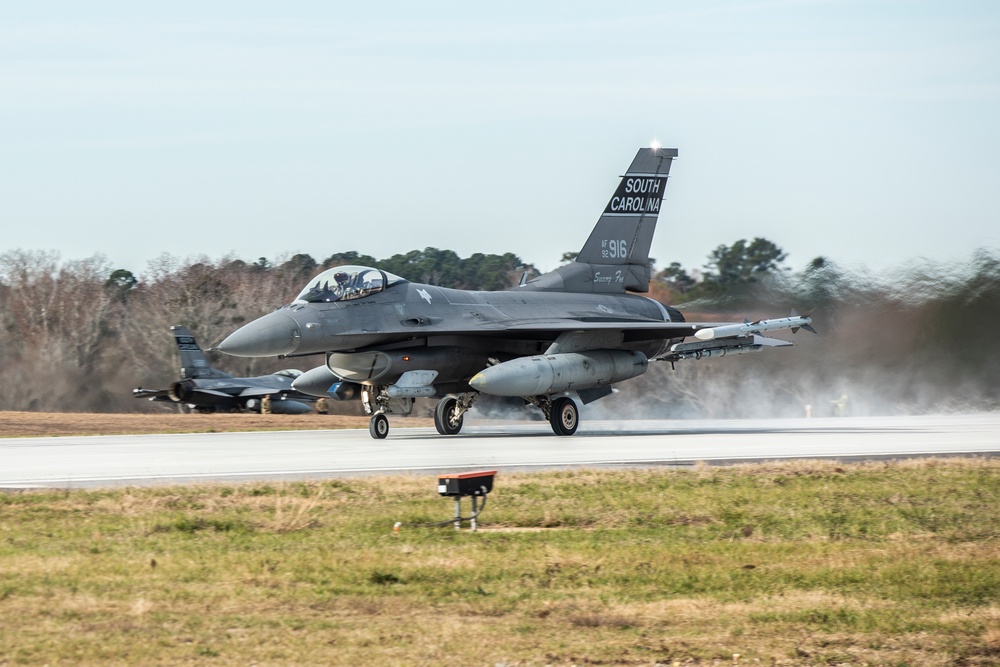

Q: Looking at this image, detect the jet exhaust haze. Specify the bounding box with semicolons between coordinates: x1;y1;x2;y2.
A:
586;252;1000;422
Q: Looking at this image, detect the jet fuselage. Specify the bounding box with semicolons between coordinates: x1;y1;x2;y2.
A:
219;280;688;394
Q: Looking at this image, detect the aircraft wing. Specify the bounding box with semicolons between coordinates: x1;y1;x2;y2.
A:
191;388;236;398
496;318;760;342
498;315;813;358
500;314;814;341
374;317;755;345
499;319;718;340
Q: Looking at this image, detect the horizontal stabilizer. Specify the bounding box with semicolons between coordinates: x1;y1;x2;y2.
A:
191;388;235;398
237;387;280;398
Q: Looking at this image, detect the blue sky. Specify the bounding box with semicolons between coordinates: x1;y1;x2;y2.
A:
2;1;998;279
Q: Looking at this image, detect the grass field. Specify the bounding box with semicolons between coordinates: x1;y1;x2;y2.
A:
1;458;998;665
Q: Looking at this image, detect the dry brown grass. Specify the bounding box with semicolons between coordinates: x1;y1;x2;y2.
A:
0;410;432;437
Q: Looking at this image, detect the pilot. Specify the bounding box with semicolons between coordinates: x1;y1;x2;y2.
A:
334;271;352;298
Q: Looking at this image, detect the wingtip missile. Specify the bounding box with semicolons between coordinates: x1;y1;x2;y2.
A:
789;309;817;334
692;312;815;341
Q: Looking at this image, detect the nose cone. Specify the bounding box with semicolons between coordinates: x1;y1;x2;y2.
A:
469;371;488;393
217;311;301;357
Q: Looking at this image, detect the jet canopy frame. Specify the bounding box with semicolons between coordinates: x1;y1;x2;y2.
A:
294;265;405;304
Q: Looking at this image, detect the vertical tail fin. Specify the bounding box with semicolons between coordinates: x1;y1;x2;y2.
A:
523;146;677;293
171;325;231;379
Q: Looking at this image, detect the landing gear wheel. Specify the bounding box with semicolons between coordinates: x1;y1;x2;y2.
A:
369;413;389;439
550;397;579;436
434;397;464;436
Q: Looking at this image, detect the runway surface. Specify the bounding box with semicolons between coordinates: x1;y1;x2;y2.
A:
1;413;997;488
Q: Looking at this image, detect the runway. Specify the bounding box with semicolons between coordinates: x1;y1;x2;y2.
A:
1;413;997;488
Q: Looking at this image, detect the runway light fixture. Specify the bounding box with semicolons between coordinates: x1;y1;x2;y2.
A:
393;470;496;533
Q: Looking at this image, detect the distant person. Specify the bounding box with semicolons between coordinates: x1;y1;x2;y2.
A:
261;394;272;415
831;393;848;417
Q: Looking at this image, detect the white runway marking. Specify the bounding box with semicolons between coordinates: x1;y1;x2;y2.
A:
1;414;997;488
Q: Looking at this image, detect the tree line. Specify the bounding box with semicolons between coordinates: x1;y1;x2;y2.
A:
1;241;998;417
0;248;532;413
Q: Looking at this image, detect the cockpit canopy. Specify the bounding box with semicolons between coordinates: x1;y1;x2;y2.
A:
294;265;405;304
273;369;303;378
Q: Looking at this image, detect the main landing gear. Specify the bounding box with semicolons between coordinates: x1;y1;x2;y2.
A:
549;396;579;436
364;388;481;440
431;392;581;437
434;393;479;436
524;394;579;436
364;387;581;438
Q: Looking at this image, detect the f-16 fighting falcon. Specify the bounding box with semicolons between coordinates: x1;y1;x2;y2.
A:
217;146;815;438
133;325;316;414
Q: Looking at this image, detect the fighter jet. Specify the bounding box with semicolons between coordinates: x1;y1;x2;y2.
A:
217;146;815;437
132;325;316;414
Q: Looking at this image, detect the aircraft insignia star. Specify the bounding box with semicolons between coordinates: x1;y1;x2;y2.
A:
417;288;432;304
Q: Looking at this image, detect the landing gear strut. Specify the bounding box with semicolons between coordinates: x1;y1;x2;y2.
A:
362;386;414;439
434;393;478;436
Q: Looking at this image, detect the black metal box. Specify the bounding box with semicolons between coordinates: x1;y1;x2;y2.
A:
437;470;496;497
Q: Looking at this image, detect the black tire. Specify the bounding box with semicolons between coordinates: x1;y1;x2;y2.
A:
369;413;389;439
434;397;464;435
550;397;579;436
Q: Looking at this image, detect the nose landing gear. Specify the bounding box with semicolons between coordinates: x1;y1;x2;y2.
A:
369;412;390;439
362;386;414;439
